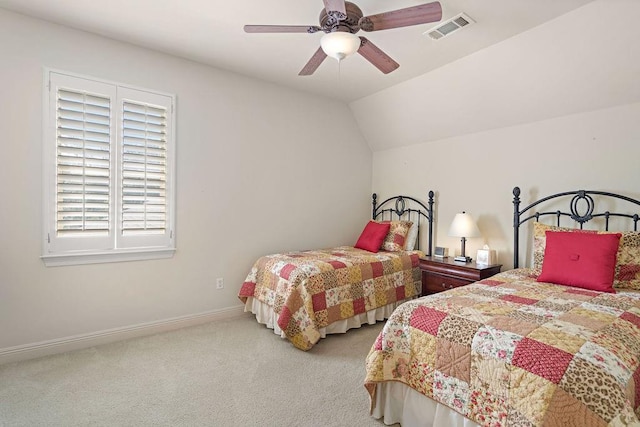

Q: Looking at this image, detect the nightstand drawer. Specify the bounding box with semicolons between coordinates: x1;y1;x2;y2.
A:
419;256;502;296
423;272;470;293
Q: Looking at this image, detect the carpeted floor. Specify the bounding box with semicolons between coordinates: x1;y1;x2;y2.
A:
0;314;396;426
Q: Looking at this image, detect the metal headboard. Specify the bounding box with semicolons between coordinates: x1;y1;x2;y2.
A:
372;191;435;255
512;186;640;268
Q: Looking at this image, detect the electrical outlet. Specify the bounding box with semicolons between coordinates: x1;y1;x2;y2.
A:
216;277;224;289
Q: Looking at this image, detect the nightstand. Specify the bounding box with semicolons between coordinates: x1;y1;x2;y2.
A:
419;256;502;295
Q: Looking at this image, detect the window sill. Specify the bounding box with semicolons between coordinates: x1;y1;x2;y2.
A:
41;247;176;267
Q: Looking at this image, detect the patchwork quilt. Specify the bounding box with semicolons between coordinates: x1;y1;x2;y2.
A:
365;269;640;426
238;246;422;351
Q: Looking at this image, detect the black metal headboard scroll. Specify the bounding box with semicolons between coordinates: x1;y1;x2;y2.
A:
512;186;640;268
372;191;435;256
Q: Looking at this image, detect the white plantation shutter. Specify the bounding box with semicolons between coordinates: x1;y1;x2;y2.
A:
46;73;116;254
121;102;167;234
56;89;111;236
43;71;175;265
117;88;173;249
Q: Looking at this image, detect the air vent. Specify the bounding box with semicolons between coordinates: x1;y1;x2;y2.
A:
425;13;474;40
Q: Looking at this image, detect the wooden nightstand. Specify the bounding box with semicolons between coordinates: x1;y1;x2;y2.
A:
419;256;502;295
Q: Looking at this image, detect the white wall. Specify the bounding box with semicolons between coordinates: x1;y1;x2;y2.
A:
351;0;640;152
367;0;640;271
4;0;640;360
372;101;640;270
0;9;372;353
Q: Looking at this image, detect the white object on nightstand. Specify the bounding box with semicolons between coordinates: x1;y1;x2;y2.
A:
476;245;496;266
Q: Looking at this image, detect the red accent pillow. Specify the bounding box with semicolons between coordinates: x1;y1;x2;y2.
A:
537;231;622;293
355;221;391;253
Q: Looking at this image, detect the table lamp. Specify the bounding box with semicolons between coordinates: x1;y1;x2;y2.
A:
448;212;481;263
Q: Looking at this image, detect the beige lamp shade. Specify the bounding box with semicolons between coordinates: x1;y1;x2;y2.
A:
448;212;481;238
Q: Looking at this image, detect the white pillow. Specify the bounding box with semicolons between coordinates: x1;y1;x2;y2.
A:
403;221;419;251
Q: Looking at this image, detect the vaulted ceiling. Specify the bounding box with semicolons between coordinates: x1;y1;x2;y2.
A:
3;0;639;151
0;0;595;102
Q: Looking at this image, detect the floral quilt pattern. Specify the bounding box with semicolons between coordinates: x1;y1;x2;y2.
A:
365;269;640;426
238;246;422;350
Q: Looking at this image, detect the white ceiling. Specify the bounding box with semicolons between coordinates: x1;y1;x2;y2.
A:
0;0;596;103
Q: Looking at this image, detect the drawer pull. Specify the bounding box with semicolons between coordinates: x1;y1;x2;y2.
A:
441;283;446;288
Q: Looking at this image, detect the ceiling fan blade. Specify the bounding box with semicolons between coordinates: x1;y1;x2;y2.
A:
357;37;399;74
244;25;321;34
359;1;442;32
323;0;346;15
299;47;328;76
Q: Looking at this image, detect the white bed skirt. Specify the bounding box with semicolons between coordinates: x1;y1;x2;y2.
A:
243;296;402;339
245;297;477;426
372;382;479;427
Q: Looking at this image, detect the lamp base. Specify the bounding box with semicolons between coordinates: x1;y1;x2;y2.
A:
454;256;472;263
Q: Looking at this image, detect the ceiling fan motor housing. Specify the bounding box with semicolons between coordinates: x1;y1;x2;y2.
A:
319;1;363;33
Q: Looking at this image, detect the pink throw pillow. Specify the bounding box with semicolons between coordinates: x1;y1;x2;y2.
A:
355;221;391;253
537;231;621;293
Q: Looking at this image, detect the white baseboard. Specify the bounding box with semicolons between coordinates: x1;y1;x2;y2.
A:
0;305;246;365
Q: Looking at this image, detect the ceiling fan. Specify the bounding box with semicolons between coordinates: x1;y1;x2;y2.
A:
244;0;442;76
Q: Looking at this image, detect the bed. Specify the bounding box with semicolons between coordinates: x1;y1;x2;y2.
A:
238;192;435;351
365;187;640;426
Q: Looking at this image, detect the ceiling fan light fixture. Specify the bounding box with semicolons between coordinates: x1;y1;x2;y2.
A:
320;31;360;61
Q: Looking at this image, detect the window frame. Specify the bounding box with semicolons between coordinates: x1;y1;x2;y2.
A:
42;69;176;267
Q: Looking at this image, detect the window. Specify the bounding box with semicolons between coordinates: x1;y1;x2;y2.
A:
42;70;176;266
